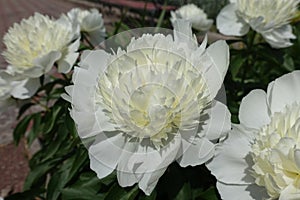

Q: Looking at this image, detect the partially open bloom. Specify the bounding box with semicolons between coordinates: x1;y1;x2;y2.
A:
207;71;300;199
217;0;299;48
64;20;230;195
170;4;213;31
2;13;80;79
67;8;106;46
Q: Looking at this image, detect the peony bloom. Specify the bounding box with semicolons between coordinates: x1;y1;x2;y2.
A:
170;4;213;31
207;71;300;199
2;13;80;78
64;20;230;195
217;0;299;48
67;8;106;47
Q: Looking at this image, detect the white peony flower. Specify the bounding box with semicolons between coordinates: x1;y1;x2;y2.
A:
64;20;230;195
67;8;106;47
207;70;300;200
170;4;213;31
2;13;80;78
217;0;299;48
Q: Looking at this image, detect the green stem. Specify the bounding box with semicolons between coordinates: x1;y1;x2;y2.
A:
82;32;95;49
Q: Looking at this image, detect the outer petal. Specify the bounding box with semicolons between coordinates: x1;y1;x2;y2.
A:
128;134;181;174
206;125;255;184
177;137;215;167
262;25;296;48
88;29;106;47
217;182;269;200
202;40;229;99
216;3;249;36
267;71;300;114
89;133;125;179
239;89;271;129
117;141;141;187
126;135;181;194
10;78;40;99
173;19;198;50
203;100;231;141
57;38;80;73
138;168;167;195
28;51;61;78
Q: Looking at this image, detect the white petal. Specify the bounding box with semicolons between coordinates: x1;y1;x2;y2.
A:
78;49;110;75
216;3;249;36
177;137;215;167
128;134;181;174
32;51;62;77
10;78;40;99
204;100;231;141
173;19;198;49
138;168;167;195
117;142;140;187
267;71;300;114
89;133;125;179
239;89;271;129
88;29;106;47
217;181;269;200
57;38;80;73
206;125;255;184
262;25;295;48
202;40;229;99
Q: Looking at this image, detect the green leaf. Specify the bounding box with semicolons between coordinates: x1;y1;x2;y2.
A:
101;172;117;186
174;183;192;200
67;148;89;183
120;186;139;200
139;190;157;200
61;172;103;200
47;170;70;200
230;54;246;79
104;183;127;200
104;184;138;200
65;113;77;137
283;54;295;71
43;105;62;134
196;187;219;200
61;188;104;200
17;102;35;119
24;158;60;190
5;188;45;200
13;115;33;145
27;113;42;146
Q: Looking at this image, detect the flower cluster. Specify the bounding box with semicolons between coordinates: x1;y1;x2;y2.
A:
1;1;300;199
0;9;105;102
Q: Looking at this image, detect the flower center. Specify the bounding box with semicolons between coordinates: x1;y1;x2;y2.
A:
96;43;210;148
236;0;298;31
251;102;300;199
128;84;181;140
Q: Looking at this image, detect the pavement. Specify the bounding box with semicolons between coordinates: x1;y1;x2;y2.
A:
0;0;117;197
